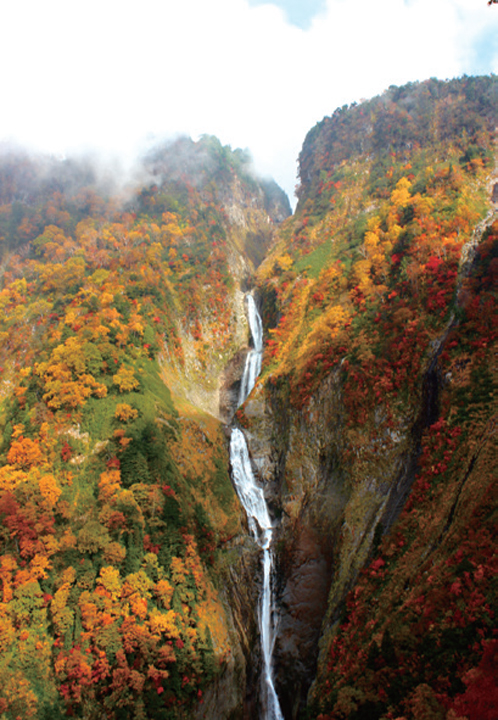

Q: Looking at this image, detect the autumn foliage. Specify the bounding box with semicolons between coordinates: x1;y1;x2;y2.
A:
0;77;497;719
0;136;275;718
255;76;497;719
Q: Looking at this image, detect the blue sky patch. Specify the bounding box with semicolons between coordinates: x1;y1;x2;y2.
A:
468;25;498;75
248;0;327;30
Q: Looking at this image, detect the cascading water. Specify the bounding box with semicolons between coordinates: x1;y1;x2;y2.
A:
238;293;263;406
230;293;284;720
230;430;283;720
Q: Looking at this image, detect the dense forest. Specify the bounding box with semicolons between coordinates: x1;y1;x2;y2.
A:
0;76;497;720
0;135;289;719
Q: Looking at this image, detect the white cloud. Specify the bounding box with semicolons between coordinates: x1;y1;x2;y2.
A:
1;0;497;205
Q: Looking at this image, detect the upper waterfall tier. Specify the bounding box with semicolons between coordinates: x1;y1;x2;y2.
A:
238;294;263;406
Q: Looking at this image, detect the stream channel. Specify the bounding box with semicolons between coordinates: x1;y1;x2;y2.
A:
229;293;284;720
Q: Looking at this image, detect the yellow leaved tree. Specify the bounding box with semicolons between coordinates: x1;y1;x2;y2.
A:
35;336;107;410
113;365;140;393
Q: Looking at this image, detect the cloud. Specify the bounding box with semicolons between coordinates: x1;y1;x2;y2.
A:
1;0;497;205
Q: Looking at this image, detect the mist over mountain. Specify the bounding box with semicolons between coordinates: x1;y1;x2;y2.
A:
0;75;496;720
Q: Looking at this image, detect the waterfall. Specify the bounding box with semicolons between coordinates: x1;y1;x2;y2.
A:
230;293;284;720
238;294;263;406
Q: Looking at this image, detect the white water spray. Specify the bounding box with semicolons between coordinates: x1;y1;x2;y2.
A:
238;293;264;406
230;294;284;720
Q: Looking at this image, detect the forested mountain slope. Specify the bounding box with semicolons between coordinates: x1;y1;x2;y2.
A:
0;136;289;719
246;75;498;719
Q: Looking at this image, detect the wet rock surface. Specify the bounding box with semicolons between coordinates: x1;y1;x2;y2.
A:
219;348;248;423
274;526;335;719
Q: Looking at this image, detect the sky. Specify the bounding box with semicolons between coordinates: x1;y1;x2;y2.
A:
1;0;497;206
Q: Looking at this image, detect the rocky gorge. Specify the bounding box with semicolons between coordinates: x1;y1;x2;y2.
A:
0;78;496;720
216;76;498;719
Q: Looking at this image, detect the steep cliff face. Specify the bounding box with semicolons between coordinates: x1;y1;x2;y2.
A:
141;135;291;421
246;208;497;717
243;373;349;715
247;76;498;718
